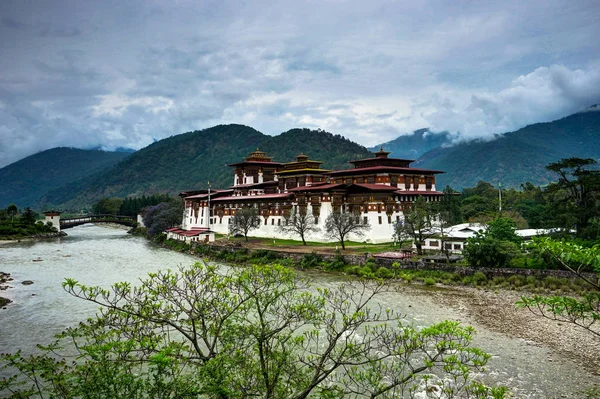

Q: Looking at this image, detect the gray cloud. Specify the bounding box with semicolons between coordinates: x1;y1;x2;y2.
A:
1;0;600;167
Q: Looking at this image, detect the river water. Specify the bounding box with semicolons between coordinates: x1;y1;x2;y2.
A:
0;225;597;397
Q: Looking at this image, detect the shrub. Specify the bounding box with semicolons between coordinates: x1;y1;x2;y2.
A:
364;258;378;271
300;251;323;269
472;272;488;286
325;252;347;271
491;276;507;287
357;266;376;278
542;276;562;291
507;275;526;288
252;249;281;263
375;267;393;279
424;278;436;286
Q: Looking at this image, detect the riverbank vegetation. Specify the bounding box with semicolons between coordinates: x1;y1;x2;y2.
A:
0;204;57;240
0;263;507;398
156;237;596;297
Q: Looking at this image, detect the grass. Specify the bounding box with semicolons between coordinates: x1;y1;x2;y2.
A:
217;235;407;254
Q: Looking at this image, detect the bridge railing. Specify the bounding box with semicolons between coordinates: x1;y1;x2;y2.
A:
61;214;135;223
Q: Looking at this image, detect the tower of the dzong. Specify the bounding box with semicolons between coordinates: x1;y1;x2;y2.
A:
276;153;331;192
227;149;282;187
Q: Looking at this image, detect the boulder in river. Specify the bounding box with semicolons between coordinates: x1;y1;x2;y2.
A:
22;280;34;285
0;296;12;307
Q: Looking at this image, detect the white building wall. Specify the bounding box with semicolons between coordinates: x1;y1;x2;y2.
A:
44;215;61;232
184;201;405;244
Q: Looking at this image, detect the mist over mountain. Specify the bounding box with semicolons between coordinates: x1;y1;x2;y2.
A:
370;129;453;160
3;107;599;210
414;108;600;189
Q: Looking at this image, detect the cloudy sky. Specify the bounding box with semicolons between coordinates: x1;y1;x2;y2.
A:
1;0;600;167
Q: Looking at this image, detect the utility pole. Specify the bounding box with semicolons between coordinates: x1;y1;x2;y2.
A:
207;181;211;229
498;182;502;216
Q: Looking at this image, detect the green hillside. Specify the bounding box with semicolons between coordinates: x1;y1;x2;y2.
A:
261;128;372;169
43;125;372;210
370;128;452;160
415;110;600;189
0;148;130;208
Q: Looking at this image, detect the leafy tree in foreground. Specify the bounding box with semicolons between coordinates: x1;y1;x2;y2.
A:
229;207;261;241
517;238;600;337
324;212;370;250
278;210;320;245
0;263;506;398
393;197;437;255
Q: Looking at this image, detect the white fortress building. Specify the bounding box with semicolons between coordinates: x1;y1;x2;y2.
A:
178;149;444;243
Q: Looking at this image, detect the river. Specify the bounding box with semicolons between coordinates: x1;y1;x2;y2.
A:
0;225;597;397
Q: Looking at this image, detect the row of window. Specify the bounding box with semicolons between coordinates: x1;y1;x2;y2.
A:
428;241;463;250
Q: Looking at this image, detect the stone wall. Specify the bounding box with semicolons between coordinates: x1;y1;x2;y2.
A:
374;257;595;280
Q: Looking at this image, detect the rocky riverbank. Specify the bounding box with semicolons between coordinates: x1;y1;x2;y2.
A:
0;231;67;244
416;285;600;377
0;272;13;308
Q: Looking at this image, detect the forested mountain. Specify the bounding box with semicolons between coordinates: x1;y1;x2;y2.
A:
0;148;130;208
6;108;598;210
42;125;372;210
415;109;600;189
370;128;452;160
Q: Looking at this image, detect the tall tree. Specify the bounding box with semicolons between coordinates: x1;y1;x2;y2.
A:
21;207;38;225
229;207;261;242
93;197;124;215
324;212;370;250
143;199;183;237
393;197;436;255
1;264;504;398
278;210;320;245
463;218;522;268
6;204;17;222
435;187;462;261
545;157;600;239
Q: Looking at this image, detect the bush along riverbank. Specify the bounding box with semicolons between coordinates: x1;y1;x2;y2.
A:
156;238;595;296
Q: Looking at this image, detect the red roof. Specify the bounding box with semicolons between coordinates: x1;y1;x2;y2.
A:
185;189;233;199
167;228;213;237
287;183;346;192
327;166;444;176
373;251;413;259
349;156;415;164
348;183;398;192
227;160;284;167
211;193;293;202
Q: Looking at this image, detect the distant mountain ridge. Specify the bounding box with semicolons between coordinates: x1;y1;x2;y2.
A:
40;125;373;210
3;108;600;210
370;128;452;160
0;148;130;208
414;110;600;189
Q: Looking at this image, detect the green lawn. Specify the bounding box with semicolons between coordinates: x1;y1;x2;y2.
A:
215;235;409;254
